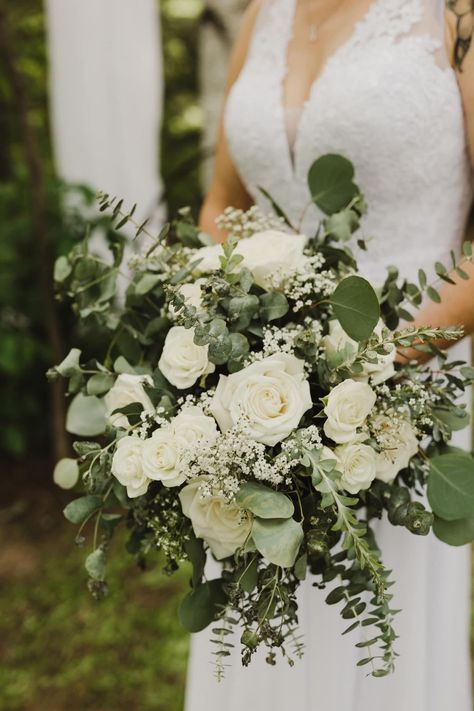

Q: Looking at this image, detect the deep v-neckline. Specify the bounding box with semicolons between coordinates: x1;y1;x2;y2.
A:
281;0;383;176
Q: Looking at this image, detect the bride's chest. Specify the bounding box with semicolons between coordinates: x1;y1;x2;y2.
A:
225;35;465;188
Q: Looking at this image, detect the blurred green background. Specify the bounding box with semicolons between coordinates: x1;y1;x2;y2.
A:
0;1;201;709
0;1;472;710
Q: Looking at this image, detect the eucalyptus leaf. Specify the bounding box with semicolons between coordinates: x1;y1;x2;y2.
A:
135;273;162;295
184;537;206;589
229;333;250;362
227;294;259;328
238;557;259;593
63;495;102;524
113;356;136;374
427;453;474;521
236;482;294;519
178;579;227;633
66;394;106;437
55;348;82;377
330;276;380;341
53;458;79;490
252;517;303;568
85;548;107;581
259;292;289;322
324;208;359;242
294;553;307;581
433;408;470;432
308;154;359;215
54;255;72;283
86;373;115;396
433;515;474;546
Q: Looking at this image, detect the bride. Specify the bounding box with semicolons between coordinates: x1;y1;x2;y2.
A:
186;1;474;709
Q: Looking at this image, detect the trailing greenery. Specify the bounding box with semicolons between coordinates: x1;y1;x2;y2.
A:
50;153;474;679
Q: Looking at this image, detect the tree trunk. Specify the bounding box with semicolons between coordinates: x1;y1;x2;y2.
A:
199;0;249;189
0;3;69;461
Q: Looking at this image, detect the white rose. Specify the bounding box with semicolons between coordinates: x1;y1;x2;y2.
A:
362;322;396;386
334;442;377;494
111;436;150;498
158;326;215;389
104;373;155;429
195;230;309;289
142;406;219;488
170;279;206;317
194;243;222;273
141;427;187;488
322;320;358;366
179;476;252;559
210;353;312;446
323;379;376;444
372;414;419;483
171;405;219;444
235;230;309;289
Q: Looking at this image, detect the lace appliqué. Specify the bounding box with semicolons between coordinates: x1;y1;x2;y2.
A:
224;0;473;285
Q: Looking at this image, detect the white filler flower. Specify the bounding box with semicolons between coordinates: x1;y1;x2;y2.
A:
158;326;215;389
210;353;312;446
195;230;309;289
372;414;419;483
111;435;150;498
179;476;252;559
104;373;155;429
324;379;376;444
142;406;218;488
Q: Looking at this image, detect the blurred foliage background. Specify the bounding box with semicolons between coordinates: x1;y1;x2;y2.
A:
0;1;472;710
0;1;204;709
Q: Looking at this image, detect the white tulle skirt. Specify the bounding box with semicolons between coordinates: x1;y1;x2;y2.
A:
185;340;472;711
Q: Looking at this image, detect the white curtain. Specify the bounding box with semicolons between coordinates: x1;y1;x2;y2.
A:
45;0;164;228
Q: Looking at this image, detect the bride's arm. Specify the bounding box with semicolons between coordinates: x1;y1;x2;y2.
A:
398;11;474;362
199;1;265;242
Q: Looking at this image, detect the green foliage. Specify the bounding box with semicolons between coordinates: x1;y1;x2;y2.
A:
428;453;474;522
308;154;360;215
63;495;103;525
251;517;304;568
433;515;474;546
236;482;294;519
53;457;79;489
179;579;227;633
329;275;380;342
65;393;107;437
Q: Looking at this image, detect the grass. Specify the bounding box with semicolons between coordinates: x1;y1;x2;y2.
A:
0;465;190;711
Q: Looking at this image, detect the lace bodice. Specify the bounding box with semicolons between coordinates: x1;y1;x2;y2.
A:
224;0;473;283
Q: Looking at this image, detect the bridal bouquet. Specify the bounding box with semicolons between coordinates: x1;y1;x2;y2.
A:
50;155;474;678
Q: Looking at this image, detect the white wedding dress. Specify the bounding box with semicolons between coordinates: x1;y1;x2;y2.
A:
185;1;473;709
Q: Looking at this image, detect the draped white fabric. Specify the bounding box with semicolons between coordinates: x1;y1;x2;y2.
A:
186;0;473;709
45;0;163;226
